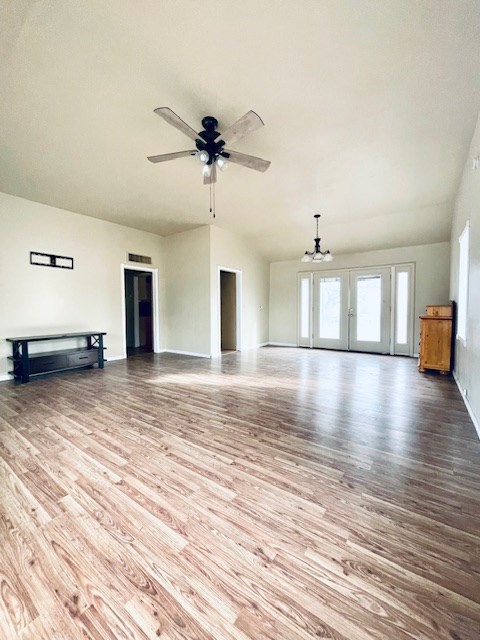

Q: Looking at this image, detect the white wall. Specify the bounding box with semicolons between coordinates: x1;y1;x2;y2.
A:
450;111;480;432
0;192;165;379
269;242;451;347
210;226;269;356
163;225;211;357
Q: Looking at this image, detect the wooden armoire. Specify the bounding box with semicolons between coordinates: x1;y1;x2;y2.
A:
418;303;454;374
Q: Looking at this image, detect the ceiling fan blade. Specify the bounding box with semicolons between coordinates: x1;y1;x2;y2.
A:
153;107;199;142
147;150;196;163
203;164;217;185
220;110;264;145
224;149;271;172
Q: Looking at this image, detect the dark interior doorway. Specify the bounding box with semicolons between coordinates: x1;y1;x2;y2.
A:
220;270;237;352
124;270;153;357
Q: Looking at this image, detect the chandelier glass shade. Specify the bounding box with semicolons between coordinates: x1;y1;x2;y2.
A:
301;214;333;263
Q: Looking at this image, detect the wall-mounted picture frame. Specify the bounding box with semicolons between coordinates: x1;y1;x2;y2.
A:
30;251;74;269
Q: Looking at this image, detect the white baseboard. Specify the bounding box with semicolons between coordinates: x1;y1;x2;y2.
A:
241;342;269;351
164;349;212;359
110;351;166;361
268;342;297;347
453;370;480;440
209;343;269;358
0;373;12;382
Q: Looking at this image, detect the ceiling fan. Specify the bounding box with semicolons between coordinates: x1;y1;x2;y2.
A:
147;108;271;184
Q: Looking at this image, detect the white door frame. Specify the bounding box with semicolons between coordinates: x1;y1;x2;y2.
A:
217;266;242;355
121;264;160;359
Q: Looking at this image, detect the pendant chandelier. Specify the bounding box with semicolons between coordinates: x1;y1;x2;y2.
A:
301;214;333;263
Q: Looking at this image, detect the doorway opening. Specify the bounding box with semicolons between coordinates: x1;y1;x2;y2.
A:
124;269;153;357
220;270;237;352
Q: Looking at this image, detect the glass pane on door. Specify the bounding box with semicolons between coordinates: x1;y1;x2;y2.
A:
300;278;310;339
313;271;349;350
349;268;391;354
394;265;413;355
319;277;341;339
298;273;312;347
395;271;409;345
356;275;382;342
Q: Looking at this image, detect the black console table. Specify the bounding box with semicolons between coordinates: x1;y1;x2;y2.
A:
6;332;106;383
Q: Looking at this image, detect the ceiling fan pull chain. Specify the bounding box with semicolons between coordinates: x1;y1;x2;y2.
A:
209;181;216;219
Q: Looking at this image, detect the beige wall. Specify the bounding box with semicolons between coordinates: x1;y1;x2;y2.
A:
0;192;165;379
1;188;462;400
269;242;451;347
0;198;269;370
163;225;211;356
162;225;269;357
450;111;480;432
210;226;269;356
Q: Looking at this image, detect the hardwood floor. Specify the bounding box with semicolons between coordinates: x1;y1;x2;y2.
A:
0;347;479;639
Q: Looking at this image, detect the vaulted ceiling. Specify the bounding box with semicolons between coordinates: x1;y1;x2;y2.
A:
1;1;480;261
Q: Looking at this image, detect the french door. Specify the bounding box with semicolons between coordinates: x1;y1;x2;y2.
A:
348;268;391;353
299;265;413;355
312;271;349;350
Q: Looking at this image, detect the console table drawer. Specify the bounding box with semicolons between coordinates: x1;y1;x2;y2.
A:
68;351;98;367
30;354;68;373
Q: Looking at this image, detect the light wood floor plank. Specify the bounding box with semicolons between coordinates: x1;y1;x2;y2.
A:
1;347;480;638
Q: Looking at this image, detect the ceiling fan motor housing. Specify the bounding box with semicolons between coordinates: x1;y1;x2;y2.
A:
195;116;229;165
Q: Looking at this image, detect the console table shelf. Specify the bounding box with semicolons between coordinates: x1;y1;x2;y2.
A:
6;332;106;383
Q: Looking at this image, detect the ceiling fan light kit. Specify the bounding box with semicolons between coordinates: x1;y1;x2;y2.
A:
301;214;333;263
196;150;209;164
216;156;228;171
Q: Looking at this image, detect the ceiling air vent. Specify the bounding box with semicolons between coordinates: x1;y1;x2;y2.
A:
128;253;152;265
